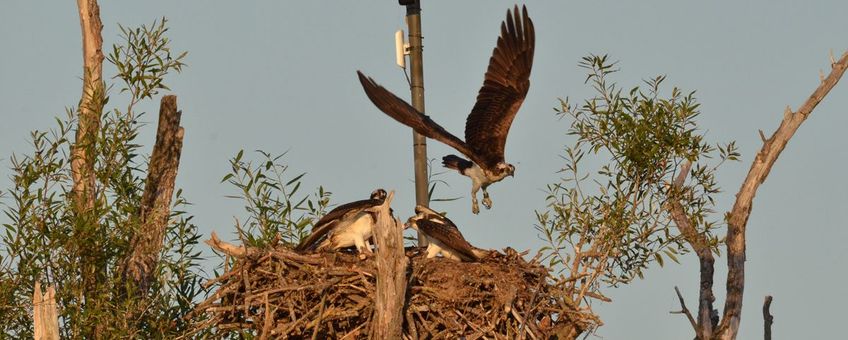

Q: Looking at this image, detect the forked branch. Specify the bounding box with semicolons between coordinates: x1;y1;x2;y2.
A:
667;51;847;340
715;51;848;340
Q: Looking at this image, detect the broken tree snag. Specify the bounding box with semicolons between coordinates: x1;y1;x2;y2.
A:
370;191;408;340
72;0;104;212
763;296;773;340
716;52;848;340
122;95;185;293
33;283;59;340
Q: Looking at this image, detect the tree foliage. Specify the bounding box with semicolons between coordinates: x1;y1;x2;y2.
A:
221;150;333;250
536;55;740;317
0;19;206;338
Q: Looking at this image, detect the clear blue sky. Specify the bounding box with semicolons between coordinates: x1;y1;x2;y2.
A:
2;1;846;338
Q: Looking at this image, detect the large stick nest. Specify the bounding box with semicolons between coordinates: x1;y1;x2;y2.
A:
190;241;597;339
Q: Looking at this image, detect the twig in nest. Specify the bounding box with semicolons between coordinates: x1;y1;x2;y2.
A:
206;231;253;257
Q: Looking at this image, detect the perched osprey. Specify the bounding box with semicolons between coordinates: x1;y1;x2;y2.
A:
357;5;534;214
295;189;387;255
405;205;488;262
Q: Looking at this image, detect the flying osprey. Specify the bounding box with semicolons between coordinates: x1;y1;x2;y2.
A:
357;5;534;214
405;205;489;262
295;189;387;255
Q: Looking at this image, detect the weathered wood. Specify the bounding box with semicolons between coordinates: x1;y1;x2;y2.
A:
122;95;185;293
33;283;59;340
666;53;848;340
72;3;105;336
763;296;773;340
715;52;848;340
72;0;104;213
370;191;408;339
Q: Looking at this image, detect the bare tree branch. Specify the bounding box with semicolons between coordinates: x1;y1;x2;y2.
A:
670;286;698;333
715;52;848;340
763;296;773;340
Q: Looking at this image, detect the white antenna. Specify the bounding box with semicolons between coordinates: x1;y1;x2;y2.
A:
395;29;409;68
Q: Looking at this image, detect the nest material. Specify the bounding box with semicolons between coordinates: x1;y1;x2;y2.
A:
191;245;596;339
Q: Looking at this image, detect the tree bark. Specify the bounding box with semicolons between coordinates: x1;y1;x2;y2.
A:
714;52;848;340
121;95;185;294
370;191;408;339
72;0;104;213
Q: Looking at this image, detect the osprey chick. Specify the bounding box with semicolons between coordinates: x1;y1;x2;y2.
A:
296;189;387;255
357;6;535;214
405;205;489;262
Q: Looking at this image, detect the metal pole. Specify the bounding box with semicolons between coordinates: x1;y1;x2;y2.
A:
404;0;429;246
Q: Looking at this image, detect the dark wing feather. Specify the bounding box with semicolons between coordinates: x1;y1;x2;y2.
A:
357;71;488;167
295;198;381;251
417;219;478;262
464;5;535;169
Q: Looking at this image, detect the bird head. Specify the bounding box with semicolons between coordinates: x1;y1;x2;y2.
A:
404;216;418;231
496;162;515;177
370;188;387;200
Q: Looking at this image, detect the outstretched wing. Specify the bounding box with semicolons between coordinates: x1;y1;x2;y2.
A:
417;219;478;262
295;198;380;251
357;71;488;167
464;5;535;169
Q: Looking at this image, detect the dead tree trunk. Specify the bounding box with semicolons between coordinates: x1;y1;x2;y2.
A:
370;191;408;339
669;51;848;340
72;0;103;213
121;95;185;294
72;2;106;333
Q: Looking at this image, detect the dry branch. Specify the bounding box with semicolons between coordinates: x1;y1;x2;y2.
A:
763;296;773;340
715;52;848;340
668;52;847;340
670;286;698;333
206;231;254;257
122;95;185;293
